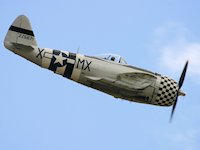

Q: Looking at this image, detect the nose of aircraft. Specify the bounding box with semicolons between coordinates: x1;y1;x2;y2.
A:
152;76;179;106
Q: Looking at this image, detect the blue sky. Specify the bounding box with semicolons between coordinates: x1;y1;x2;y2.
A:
1;0;200;150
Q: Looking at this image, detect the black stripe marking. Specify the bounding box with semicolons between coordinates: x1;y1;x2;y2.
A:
63;53;76;78
68;52;76;59
9;25;34;36
53;50;60;55
63;63;74;78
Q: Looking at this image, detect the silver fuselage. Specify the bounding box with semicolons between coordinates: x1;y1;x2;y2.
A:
4;43;178;106
4;15;180;107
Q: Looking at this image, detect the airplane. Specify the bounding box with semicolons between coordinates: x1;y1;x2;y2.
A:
4;15;188;122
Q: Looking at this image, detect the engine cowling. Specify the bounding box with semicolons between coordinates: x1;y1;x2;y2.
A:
152;76;179;106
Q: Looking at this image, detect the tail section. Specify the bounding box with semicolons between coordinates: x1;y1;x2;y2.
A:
4;15;37;51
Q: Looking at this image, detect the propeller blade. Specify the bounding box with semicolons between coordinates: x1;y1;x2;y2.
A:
169;60;189;123
169;95;178;122
178;60;189;88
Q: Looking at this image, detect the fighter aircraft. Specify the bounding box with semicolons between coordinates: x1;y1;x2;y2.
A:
4;15;188;122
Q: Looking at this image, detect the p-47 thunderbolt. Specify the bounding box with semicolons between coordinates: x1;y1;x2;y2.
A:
4;15;188;121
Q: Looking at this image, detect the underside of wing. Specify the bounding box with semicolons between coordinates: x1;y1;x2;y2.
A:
84;72;156;91
117;72;157;90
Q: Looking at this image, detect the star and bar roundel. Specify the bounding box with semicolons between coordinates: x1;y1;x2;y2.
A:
47;50;76;79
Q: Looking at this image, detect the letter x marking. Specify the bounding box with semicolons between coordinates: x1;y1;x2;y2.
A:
36;48;44;59
84;60;92;71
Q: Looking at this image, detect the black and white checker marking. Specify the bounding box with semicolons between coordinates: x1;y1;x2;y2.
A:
154;76;178;106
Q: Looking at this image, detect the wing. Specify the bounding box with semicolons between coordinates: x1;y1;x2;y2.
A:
117;72;156;89
85;72;156;91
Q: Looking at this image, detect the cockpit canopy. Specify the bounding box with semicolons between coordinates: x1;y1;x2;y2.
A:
95;53;127;64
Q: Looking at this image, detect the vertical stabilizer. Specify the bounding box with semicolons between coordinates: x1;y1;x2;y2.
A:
4;15;37;51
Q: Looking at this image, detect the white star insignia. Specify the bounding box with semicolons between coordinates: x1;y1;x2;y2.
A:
54;53;67;66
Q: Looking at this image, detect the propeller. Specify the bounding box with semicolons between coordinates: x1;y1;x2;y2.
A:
170;60;189;123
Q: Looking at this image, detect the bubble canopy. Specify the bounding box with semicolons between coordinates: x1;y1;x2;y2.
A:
94;53;127;64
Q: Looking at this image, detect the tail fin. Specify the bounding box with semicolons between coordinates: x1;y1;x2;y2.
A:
4;15;37;51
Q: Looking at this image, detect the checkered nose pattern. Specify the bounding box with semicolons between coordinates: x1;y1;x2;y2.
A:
154;76;179;106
